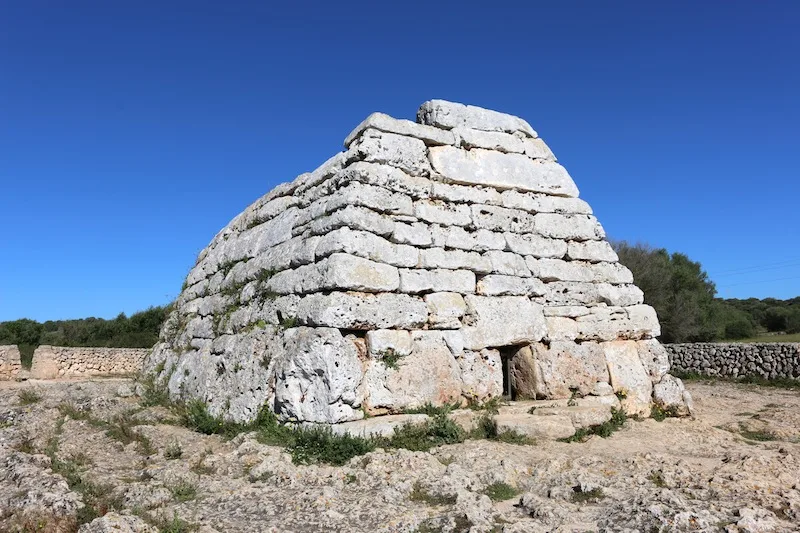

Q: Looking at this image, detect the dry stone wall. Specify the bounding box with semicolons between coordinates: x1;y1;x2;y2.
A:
29;346;149;379
667;343;800;380
144;99;692;424
0;345;21;380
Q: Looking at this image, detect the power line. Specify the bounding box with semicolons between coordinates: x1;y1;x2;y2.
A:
712;260;800;278
710;257;800;276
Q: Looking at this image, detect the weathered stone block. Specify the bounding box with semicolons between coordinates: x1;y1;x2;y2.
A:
425;292;467;328
345;112;456;147
349;129;432;176
461;296;546;350
602;340;653;417
399;269;476;294
296;292;428;330
418;99;537;137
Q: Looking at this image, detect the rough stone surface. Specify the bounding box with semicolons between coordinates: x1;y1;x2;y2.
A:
29;346;148;379
667;342;800;381
0;345;22;380
143;99;690;425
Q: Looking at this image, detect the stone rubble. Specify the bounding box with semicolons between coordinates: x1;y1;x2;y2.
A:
144;99;691;425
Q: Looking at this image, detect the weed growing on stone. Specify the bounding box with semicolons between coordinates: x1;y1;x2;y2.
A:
18;389;42;405
164;440;183;460
468;413;535;445
403;401;462;417
378;348;402;370
279;316;298;329
482;482;520;502
169;479;198;502
467;396;505;414
571;486;604;503
650;404;681;422
384;414;465;452
13;433;36;454
291;426;376;466
560;408;627;443
409;482;457;506
649;471;667;488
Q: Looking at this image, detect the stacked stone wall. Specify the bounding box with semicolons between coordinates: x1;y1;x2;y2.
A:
29;345;149;379
145;100;691;424
0;345;22;380
666;343;800;380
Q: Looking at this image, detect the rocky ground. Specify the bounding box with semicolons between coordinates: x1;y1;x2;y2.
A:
1;378;799;533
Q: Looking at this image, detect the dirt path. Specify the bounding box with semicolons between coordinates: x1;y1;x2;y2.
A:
1;378;799;532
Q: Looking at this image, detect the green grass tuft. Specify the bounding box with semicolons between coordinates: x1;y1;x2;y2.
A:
18;389;42;405
482;482;520;501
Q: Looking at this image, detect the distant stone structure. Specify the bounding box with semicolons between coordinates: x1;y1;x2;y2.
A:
29;346;149;379
0;345;22;380
667;343;800;380
144;100;692;424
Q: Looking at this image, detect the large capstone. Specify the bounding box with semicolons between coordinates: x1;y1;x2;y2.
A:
144;99;692;424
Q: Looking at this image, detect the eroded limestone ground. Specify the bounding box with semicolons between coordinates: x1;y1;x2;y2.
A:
1;378;799;533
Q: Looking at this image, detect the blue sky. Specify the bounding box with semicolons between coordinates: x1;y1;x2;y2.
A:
1;1;798;322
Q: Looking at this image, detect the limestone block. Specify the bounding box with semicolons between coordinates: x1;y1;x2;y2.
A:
493;413;575;440
349;129;432;176
567;241;619;263
471;204;536;233
522;137;556;160
527;258;594;282
626;305;661;338
0;345;22;381
458;349;503;401
534;213;604;241
344;112;456;147
533;405;612;429
509;345;539;400
461;295;547;350
399;268;476;294
500;190;592;215
296;292;428;329
418;99;537;137
79;512;157;533
574;306;630;341
484;250;531;277
530;341;609;398
274;327;364;423
453;127;525;153
325;181;415;217
425;292;467;328
328;414;431;438
428;146;579;197
602;340;653;417
265;254;399;294
339;162;433;199
446;228;504;253
541;281;600;306
243;195;300;231
592;262;634;284
636;339;670;384
597;283;645;306
430;182;502;205
505;234;567;259
477;275;545;297
363;331;462;412
543;306;591;317
392;221;433;247
419;247;492;273
299;205;394;237
414;199;472;226
545;316;578;341
316;227;419;268
652;375;691;416
366;329;414;357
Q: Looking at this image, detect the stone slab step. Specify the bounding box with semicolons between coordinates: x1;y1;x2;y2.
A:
326;414;430;438
493;413;575;440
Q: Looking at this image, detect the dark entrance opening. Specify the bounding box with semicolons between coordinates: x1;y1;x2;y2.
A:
497;345;525;401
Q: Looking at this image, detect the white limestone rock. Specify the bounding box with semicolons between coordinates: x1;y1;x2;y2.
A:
414;199;472;226
534;213;604;241
602;340;653;417
530;341;609;399
363;331;462;412
545;316;578;341
458;349;503;401
296;292;428;330
418;99;537;137
522;137;557;160
484;250;531;277
652;374;693;416
505;233;567;259
366;329;414;357
349;129;432;176
428;146;579;197
477;275;545;297
425;292;467;329
636;339;670;384
461;295;547;350
439;226;506;252
392;221;433;247
344;112;456;147
453;127;526;153
316;227;419;268
274;327;364;423
300;205;394;237
471;204;536;233
501;190;592;215
419;247;492;273
339;161;433;199
430;182;502;205
399;269;476;294
567;241;619;263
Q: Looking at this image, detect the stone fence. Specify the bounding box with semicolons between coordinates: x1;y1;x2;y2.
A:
1;345;22;380
666;343;800;380
28;346;150;379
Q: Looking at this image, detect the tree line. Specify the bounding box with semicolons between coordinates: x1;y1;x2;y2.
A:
613;242;800;343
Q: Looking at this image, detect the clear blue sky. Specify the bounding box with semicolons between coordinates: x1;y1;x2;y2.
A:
1;1;798;322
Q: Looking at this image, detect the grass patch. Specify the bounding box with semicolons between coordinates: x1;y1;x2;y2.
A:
18;389;42;405
650;403;681;422
13;434;36;454
560;408;627;443
468;413;535;445
482;482;520;501
164;440;183;460
649;471;666;488
731;333;800;343
467;396;504;414
409;482;457;506
571;486;604;503
169;479;198;502
290;426;376;466
383;414;465;452
403;401;462;417
739;426;777;442
377;349;402;370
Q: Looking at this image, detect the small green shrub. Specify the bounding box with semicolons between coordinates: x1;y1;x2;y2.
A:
467;396;504;414
18;389;42;405
560;408;627;442
482;482;520;501
384;414;465;452
378;349;402;370
180;400;229;435
164;440;183;460
169;479;198;502
571;486;604;503
403;401;462;417
651;403;681;422
290;426;376;466
649;471;666;488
